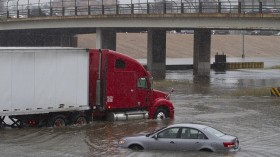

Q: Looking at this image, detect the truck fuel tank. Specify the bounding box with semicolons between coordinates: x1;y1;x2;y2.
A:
107;111;148;121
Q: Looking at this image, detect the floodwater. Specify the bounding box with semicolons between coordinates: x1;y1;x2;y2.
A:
1;62;280;157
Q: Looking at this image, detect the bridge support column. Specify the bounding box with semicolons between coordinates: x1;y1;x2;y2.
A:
59;35;71;47
96;28;116;50
59;35;78;47
147;29;166;80
193;29;211;76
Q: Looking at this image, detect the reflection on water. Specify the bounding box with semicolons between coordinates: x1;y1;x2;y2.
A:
167;69;280;91
1;69;280;157
193;75;211;94
85;120;173;156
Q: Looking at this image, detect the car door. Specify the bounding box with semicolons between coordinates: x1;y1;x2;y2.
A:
176;127;205;151
148;127;180;151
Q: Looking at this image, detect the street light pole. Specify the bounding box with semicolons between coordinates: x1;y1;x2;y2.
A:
242;31;245;58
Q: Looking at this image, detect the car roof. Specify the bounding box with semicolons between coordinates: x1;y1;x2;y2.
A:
168;123;209;129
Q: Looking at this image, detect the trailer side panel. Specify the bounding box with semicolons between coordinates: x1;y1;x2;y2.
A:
0;48;89;116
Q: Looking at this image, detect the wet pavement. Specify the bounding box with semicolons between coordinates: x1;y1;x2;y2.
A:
1;59;280;157
138;57;280;68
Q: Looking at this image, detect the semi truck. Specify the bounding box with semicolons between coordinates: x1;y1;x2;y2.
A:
0;47;174;128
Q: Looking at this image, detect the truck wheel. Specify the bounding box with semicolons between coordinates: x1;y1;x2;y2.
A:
154;108;168;120
48;114;67;128
72;114;88;126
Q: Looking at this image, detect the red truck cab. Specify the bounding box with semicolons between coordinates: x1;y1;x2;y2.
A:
89;49;174;121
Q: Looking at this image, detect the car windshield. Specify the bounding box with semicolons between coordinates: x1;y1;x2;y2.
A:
146;126;166;137
205;127;225;137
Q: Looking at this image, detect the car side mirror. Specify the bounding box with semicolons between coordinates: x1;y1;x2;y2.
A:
153;134;158;140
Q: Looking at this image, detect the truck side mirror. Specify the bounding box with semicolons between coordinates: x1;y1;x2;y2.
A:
165;88;174;99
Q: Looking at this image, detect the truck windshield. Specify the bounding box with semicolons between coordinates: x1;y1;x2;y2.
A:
137;77;153;90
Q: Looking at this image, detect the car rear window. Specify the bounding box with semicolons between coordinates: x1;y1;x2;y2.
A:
205;127;225;137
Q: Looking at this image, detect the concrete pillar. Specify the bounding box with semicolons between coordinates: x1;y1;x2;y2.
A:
193;29;211;76
60;35;72;47
147;29;166;80
96;28;116;50
51;33;77;47
70;36;78;47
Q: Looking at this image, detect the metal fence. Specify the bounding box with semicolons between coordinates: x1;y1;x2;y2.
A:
1;0;280;19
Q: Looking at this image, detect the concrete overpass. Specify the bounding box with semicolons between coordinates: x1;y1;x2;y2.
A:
0;1;280;79
2;13;280;30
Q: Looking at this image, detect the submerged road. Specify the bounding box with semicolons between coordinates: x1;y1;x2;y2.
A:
0;66;280;157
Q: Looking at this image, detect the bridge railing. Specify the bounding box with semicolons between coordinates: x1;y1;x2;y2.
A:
1;0;280;19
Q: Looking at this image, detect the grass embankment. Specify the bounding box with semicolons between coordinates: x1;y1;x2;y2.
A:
229;87;271;97
154;80;272;97
269;65;280;69
154;80;192;88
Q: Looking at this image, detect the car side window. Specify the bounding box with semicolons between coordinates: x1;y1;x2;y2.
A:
157;127;180;139
180;128;208;139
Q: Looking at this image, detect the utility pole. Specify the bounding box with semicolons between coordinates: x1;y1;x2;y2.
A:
242;31;245;58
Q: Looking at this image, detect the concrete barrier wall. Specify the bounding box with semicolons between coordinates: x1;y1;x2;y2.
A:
271;87;280;97
226;62;264;69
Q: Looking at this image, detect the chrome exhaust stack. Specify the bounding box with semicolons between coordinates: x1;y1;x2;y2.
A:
96;49;102;107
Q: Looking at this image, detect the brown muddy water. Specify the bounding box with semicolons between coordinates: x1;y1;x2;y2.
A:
1;68;280;157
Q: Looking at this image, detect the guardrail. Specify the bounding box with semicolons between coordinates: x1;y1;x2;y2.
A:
271;87;280;97
226;62;264;69
1;1;280;19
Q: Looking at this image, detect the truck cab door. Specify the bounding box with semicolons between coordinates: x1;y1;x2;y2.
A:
107;72;137;109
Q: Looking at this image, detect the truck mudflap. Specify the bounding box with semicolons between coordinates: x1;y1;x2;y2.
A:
149;99;174;120
0;116;8;128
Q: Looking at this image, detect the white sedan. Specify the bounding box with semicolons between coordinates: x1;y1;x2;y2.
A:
119;123;240;152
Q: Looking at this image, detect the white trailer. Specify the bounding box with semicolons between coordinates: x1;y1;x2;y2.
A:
0;47;89;127
0;47;175;128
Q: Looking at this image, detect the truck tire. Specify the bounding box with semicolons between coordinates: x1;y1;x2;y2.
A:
72;113;88;126
48;114;67;128
154;108;168;120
